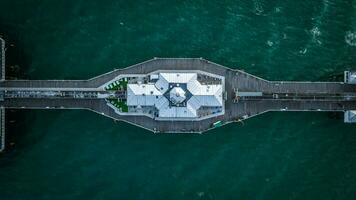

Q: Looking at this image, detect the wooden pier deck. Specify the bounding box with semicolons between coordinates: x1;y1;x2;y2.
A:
1;58;356;133
0;107;4;152
0;37;4;81
0;38;5;151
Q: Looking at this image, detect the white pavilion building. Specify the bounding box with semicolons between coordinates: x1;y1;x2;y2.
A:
127;72;224;120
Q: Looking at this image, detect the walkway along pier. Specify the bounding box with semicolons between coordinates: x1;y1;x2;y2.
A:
1;37;5;152
0;38;356;151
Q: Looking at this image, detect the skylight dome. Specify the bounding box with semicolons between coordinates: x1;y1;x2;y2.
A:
169;87;186;105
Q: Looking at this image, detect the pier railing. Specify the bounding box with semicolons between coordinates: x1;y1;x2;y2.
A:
0;37;4;81
0;107;5;152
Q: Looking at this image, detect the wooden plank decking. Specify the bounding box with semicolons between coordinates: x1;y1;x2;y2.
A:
1;58;356;133
0;37;4;81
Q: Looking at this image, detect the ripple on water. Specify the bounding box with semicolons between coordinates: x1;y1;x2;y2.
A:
310;26;322;44
345;31;356;46
253;0;264;15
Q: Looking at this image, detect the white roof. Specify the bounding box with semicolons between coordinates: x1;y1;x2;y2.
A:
160;73;197;83
127;72;223;119
345;110;356;122
187;80;223;109
154;95;169;110
155;73;197;93
187;95;201;110
155;77;169;93
159;105;197;118
127;84;163;106
348;73;356;84
150;74;159;80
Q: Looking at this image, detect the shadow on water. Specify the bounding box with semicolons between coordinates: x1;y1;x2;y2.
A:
317;62;355;82
0;24;31;79
318;71;344;82
0;25;36;157
327;111;344;120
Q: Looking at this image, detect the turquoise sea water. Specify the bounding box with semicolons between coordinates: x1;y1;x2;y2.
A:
1;0;356;199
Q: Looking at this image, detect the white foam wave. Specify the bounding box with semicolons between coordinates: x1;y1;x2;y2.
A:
345;31;356;46
253;0;264;15
310;26;322;44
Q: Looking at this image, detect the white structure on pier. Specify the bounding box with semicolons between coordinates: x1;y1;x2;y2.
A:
344;110;356;123
345;71;356;84
344;71;356;123
127;72;224;120
169;87;186;104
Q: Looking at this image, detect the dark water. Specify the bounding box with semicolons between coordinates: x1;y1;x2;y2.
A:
1;0;356;199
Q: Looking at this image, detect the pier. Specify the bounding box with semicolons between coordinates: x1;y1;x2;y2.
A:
0;37;4;81
0;37;5;151
0;38;355;151
0;107;4;152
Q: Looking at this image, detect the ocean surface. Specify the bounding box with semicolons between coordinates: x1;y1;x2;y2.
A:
1;0;356;199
